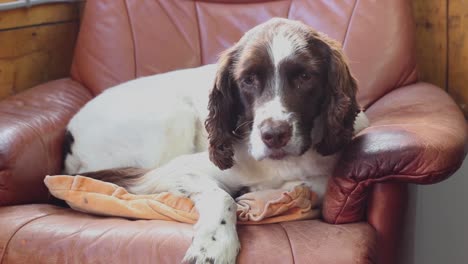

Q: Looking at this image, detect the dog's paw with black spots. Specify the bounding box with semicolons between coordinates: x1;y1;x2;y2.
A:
182;225;240;264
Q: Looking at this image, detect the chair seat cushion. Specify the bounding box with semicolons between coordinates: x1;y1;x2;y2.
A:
0;204;376;264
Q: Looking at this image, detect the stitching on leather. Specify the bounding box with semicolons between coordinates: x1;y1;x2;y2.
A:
342;0;358;48
278;223;296;263
0;212;63;263
123;0;137;77
194;1;203;64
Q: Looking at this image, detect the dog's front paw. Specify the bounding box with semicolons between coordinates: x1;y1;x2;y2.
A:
182;228;240;264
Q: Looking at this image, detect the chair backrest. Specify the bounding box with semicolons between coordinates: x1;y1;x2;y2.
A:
71;0;417;108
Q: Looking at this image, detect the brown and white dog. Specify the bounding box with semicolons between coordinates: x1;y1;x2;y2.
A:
64;18;368;264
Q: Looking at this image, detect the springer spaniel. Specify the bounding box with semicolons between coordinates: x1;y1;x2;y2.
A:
64;18;368;264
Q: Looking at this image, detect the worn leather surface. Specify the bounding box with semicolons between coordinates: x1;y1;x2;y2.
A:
0;1;465;263
0;204;376;264
323;82;467;224
0;79;92;206
71;0;417;108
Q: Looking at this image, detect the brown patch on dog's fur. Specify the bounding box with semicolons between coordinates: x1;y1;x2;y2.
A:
77;167;150;189
205;47;243;170
62;130;74;170
205;18;359;169
312;34;359;155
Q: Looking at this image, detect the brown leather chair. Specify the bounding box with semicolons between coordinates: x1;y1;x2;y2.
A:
0;1;466;263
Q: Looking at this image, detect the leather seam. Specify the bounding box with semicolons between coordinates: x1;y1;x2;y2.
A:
194;1;203;65
123;0;137;77
342;0;358;47
278;223;295;264
157;2;195;59
333;181;359;224
0;212;63;263
399;65;418;87
70;3;87;89
333;164;461;223
286;0;293;18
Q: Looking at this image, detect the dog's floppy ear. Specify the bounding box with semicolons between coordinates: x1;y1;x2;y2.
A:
315;36;359;156
205;46;241;170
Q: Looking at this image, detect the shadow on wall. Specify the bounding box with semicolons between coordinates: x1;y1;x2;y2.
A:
402;156;468;264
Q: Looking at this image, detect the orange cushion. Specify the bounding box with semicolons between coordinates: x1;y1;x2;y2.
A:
44;175;320;224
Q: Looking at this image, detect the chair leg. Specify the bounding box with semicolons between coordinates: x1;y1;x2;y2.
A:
367;183;408;264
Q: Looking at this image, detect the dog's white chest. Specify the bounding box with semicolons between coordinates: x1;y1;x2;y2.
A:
219;147;339;196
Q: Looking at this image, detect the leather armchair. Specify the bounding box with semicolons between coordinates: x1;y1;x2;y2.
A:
0;1;466;264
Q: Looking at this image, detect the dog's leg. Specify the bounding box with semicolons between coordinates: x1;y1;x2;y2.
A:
127;159;239;264
180;182;239;264
81;152;240;264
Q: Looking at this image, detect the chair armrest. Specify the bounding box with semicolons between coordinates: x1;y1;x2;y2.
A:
323;82;467;224
0;79;92;206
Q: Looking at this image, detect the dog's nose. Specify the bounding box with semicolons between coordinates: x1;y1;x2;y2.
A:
260;121;292;149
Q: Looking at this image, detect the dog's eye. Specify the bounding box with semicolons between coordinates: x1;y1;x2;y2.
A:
299;72;312;81
242;75;256;86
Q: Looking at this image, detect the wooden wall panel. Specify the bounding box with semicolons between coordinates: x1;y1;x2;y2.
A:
412;0;467;118
0;23;78;96
411;0;448;90
448;0;468;117
0;3;80;100
0;3;79;29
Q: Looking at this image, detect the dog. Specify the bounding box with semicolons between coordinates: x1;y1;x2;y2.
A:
63;18;368;264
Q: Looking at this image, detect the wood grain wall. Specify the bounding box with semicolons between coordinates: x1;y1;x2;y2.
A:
412;0;468;117
0;2;80;100
448;0;468;117
0;1;466;117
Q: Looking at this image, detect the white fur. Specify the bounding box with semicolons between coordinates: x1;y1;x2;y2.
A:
249;96;305;161
66;64;214;173
354;110;370;133
66;46;369;264
268;28;307;70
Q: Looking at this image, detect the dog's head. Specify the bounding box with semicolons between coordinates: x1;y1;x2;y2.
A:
205;18;359;170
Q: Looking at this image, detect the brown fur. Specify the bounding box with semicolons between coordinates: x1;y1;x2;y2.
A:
77;167;150;189
313;34;359;155
205;47;244;170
